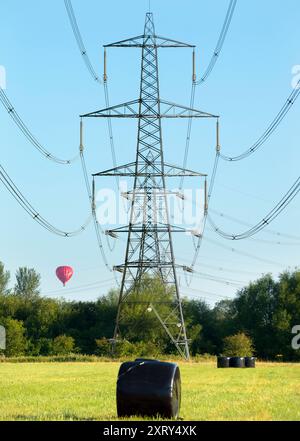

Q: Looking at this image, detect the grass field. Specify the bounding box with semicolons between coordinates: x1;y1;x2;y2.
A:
0;361;299;421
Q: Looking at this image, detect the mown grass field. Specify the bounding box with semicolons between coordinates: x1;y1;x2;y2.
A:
0;361;299;421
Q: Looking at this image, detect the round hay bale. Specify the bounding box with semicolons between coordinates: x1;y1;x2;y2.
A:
229;356;245;368
116;359;181;419
217;356;230;368
245;356;256;368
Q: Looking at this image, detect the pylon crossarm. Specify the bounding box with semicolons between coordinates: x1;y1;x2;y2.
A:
104;35;145;47
93;162;206;177
157;222;195;234
81;99;218;119
104;35;195;49
81;100;139;118
106;225;196;234
114;262;183;270
93;162;136;176
163;162;207;177
154;35;195;48
122;189;185;197
159;100;218;118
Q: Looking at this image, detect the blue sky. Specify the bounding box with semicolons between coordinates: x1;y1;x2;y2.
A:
0;0;299;305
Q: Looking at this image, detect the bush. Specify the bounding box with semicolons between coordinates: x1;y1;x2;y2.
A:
134;341;161;358
114;340;136;357
0;318;28;357
52;335;75;355
95;338;111;356
222;332;254;357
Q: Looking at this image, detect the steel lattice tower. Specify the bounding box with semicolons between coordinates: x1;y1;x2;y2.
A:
82;13;217;360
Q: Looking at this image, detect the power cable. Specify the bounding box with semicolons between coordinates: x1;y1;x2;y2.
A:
0;88;79;165
64;0;122;194
204;236;283;267
190;152;220;269
196;0;237;85
190;270;245;287
179;82;196;191
0;162;91;237
220;81;300;161
79;145;120;286
178;257;260;277
80;150;112;270
209;208;300;242
182;288;232;301
64;0;102;84
43;278;115;295
64;0;121;280
208;175;300;240
179;0;237;188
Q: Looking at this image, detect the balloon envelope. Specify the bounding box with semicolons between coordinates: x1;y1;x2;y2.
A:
56;266;73;286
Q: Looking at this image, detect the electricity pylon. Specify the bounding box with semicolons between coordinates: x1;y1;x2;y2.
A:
81;13;217;360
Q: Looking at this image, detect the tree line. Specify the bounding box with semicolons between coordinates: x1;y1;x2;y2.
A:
0;261;299;360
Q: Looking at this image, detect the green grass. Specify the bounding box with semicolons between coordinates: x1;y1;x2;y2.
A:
0;361;299;421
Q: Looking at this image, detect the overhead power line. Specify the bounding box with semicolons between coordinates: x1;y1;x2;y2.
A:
80;147;114;272
190;152;220;269
64;0;121;284
220;81;300;162
196;0;238;85
64;1;119;189
0;88;79;165
64;0;102;84
79;131;120;287
209;208;300;242
179;82;197;191
182;288;232;301
0;162;91;237
204;236;283;267
190;270;246;287
178;0;237;266
185;196;300;246
179;0;237;187
43;278;115;296
178;257;261;277
208;175;300;240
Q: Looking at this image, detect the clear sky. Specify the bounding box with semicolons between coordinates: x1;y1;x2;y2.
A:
0;0;299;305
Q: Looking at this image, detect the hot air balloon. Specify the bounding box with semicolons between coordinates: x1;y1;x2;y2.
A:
56;266;74;287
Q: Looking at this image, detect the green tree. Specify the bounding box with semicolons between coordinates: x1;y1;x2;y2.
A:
231;275;277;358
184;299;223;355
52;335;75;355
223;332;254;357
14;267;40;298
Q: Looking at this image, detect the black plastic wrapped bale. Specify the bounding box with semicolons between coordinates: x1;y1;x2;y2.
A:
116;359;181;419
229;357;245;368
217;356;230;368
245;357;256;368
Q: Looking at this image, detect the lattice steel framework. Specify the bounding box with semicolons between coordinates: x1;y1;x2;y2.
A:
82;13;217;359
